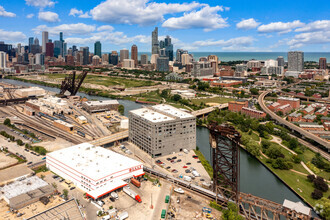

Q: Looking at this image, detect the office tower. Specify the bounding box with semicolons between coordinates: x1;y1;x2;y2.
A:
319;57;327;70
120;49;129;63
164;36;173;61
42;31;48;54
94;41;101;57
0;51;6;69
191;61;214;78
17;43;22;55
72;45;78;56
34;37;39;46
110;51;118;65
277;56;285;67
46;42;54;57
60;32;63;42
141;54;148;65
63;42;67;56
122;59;135;69
157;56;169;72
102;54;109;63
159;40;165;49
151;27;159;54
48;39;52;43
176;49;187;63
81;47;89;65
54;40;62;57
35;53;45;65
130;44;138;67
159;48;166;57
28;37;34;53
181;53;193;66
288;51;304;72
207;55;219;73
150;54;159;65
92;55;100;66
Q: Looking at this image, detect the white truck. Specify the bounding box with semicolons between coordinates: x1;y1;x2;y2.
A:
116;211;128;220
110;191;118;200
123;186;142;203
183;176;191;182
192;170;200;177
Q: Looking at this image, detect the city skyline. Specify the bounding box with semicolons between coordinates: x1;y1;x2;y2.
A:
0;0;329;52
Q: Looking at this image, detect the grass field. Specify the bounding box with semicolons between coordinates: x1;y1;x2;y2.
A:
190;97;234;106
45;74;159;88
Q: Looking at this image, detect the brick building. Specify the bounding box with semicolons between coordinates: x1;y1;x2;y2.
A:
276;104;292;115
228;99;249;112
302;114;316;123
287;112;302;122
277;97;300;109
241;107;266;119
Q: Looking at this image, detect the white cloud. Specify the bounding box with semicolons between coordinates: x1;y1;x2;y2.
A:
192;36;255;47
258;20;304;33
0;6;16;17
0;29;26;42
69;8;91;18
25;0;56;8
236;18;260;30
162;6;228;31
295;20;330;32
97;25;114;32
38;11;60;23
288;31;330;49
90;0;201;25
26;13;34;19
33;23;96;36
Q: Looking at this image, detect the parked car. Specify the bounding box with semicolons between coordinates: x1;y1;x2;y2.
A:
172;156;177;160
27;161;32;165
70;187;76;190
177;159;182;162
186;162;191;165
166;158;171;161
166;166;171;169
183;166;188;168
174;188;185;194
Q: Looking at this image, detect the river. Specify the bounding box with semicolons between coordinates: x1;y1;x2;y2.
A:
1;79;314;213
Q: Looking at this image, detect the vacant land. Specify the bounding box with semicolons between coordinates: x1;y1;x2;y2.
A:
191;97;234;106
45;74;159;88
0;153;17;169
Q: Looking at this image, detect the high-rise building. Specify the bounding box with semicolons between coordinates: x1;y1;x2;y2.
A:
151;27;159;55
191;61;214;78
94;41;102;57
34;37;39;46
277;56;285;67
150;54;159;65
63;42;67;56
120;49;129;63
176;49;188;63
181;53;193;66
288;51;304;72
17;43;22;55
159;40;165;49
35;53;45;65
164;36;173;61
110;51;118;65
28;37;34;53
54;40;62;57
131;44;138;67
46;42;54;57
60;32;63;42
123;59;135;69
159;48;166;57
141;54;148;65
207;55;219;73
319;57;327;70
157;56;169;72
81;47;89;65
42;31;48;54
0;51;6;69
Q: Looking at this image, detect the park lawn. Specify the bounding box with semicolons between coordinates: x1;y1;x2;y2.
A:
300;149;330;180
45;74;158;88
259;157;329;206
190;97;234;106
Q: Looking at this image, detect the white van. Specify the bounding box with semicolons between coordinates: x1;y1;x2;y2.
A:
183;176;191;182
117;211;128;220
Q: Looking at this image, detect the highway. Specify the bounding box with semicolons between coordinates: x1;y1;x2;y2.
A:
258;90;330;155
90;130;128;146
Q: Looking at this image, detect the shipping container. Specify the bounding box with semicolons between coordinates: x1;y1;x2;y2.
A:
131;178;141;188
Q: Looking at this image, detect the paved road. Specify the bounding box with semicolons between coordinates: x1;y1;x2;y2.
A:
258;90;330;159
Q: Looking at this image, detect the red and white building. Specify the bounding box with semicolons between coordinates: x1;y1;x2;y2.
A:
277;97;300;109
46;143;144;200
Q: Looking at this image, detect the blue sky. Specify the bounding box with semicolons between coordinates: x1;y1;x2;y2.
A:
0;0;329;52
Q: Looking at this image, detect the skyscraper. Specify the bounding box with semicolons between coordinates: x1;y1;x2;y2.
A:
54;40;62;57
34;37;39;46
176;49;188;63
319;57;327;70
110;51;118;65
81;47;89;65
152;27;159;55
63;42;67;56
35;53;45;65
46;42;54;57
94;41;102;57
141;54;148;65
277;56;285;67
28;37;34;53
288;51;304;72
42;31;48;54
60;32;63;42
164;36;173;61
131;44;138;67
0;51;6;69
157;56;169;72
159;40;165;49
120;49;129;63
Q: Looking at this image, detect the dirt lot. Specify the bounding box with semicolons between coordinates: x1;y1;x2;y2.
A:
0;153;17;169
37;138;74;152
170;190;222;220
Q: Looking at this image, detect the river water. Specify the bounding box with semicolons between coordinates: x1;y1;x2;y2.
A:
1;79;313;212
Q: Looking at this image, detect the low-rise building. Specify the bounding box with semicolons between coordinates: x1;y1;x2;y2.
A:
299;122;324;131
171;90;196;99
77;116;87;124
82;100;119;113
321;117;330;123
302;105;315;115
46;143;144;200
268;102;281;111
278;97;300;109
315;107;327;116
302;114;316;123
228;99;249;112
53;120;74;132
129;104;196;157
288;112;302;122
324;122;330;131
210;80;242;88
276;104;292;115
241;107;266;119
15;87;46;98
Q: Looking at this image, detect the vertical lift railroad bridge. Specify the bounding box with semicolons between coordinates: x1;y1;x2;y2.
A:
208;123;316;220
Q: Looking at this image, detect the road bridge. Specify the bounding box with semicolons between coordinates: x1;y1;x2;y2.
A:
89;130;129;147
191;103;228;117
259;90;330;152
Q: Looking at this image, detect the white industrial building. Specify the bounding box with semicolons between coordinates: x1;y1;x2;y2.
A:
15;87;46;98
26;95;73;115
46;143;144;200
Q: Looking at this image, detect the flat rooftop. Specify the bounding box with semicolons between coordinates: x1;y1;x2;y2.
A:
0;176;48;200
130;108;174;123
83;100;119;106
0;163;34;184
47;143;142;181
152;104;194;119
278;97;300;101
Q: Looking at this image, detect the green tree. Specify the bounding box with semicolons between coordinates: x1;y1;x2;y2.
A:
172;94;182;102
222;202;244;220
250;88;259;95
3;118;11;126
63;189;69;200
160;89;169;98
16;139;23;146
118;104;124;115
314;198;330;220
